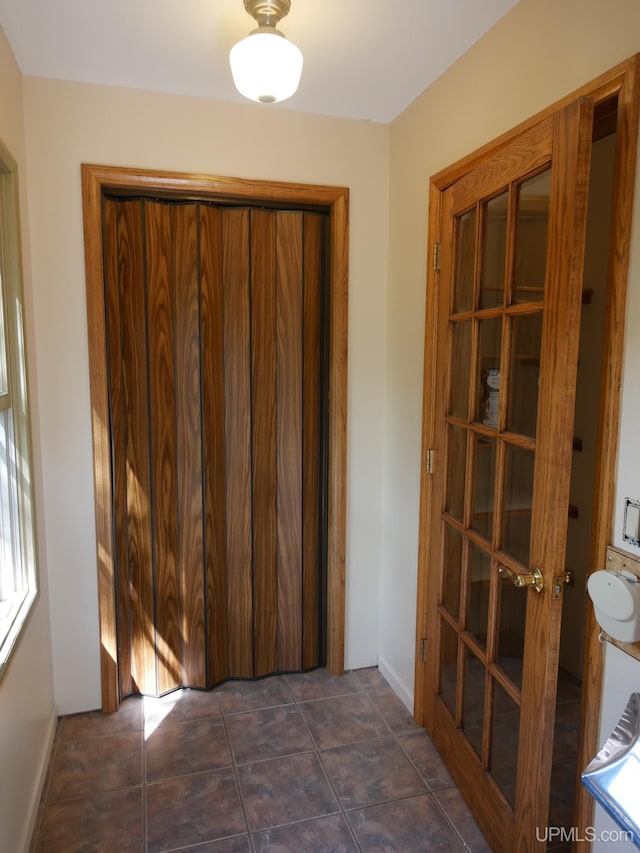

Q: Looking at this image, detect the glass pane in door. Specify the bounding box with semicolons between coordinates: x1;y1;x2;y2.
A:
453;208;477;314
477;318;502;427
445;425;467;521
467;543;491;650
441;523;463;620
507;312;543;437
471;435;496;540
490;679;521;807
448;321;472;419
513;168;551;304
497;564;526;689
502;444;535;566
462;647;485;757
440;618;459;718
480;191;508;309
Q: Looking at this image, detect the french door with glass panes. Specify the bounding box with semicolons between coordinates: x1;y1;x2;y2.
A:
419;99;594;851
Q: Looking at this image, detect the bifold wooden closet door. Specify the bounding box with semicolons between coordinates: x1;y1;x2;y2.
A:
103;198;327;697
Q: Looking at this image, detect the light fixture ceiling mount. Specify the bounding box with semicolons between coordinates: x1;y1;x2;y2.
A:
230;0;303;104
243;0;291;29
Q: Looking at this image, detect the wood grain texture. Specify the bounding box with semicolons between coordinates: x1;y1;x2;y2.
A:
223;208;254;677
173;203;206;687
82;168;119;712
431;55;637;191
145;201;180;694
432;698;514;852
417;100;597;853
302;213;323;669
451;118;553;215
326;191;349;676
200;204;229;686
276;212;304;672
512;98;594;851
413;61;640;848
413;179;444;725
118;200;156;695
103;199;132;699
250;209;278;676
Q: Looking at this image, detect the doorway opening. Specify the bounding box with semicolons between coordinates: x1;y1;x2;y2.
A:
102;197;331;697
551;104;618;838
413;55;640;851
81;165;349;713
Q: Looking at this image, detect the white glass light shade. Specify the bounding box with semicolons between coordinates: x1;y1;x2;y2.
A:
230;30;303;103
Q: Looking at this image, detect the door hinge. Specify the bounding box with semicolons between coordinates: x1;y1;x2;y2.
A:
432;242;441;271
419;638;426;662
426;449;434;475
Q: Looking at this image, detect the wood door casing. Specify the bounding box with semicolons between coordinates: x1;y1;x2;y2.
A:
83;167;348;713
414;56;640;852
102;198;328;697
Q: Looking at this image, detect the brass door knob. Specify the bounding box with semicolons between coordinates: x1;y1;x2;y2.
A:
498;564;544;593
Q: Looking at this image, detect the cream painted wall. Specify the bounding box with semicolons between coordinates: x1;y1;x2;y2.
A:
21;78;390;713
0;27;56;853
5;0;640;844
383;0;640;706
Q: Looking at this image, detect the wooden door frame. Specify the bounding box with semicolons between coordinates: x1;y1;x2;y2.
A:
81;164;349;713
414;54;640;846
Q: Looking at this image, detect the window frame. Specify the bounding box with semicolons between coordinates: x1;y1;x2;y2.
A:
0;141;39;682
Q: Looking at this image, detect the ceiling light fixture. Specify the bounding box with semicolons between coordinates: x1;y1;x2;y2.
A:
229;0;303;104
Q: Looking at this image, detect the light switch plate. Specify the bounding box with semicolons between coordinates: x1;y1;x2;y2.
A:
623;498;640;549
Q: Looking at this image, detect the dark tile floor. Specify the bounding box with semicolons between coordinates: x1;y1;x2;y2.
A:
30;667;491;853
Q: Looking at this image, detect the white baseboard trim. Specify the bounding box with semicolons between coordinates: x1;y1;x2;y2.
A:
21;705;58;853
344;655;378;672
377;655;414;713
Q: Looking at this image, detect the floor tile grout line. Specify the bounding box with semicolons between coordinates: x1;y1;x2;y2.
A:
31;667;493;852
352;697;475;851
394;727;457;794
39;780;144;807
287;670;447;849
218;692;258;853
293;689;394;752
157;832;250;853
247;807;346;839
317;719;435;814
227;676;346;848
222;699;296;717
287;672;365;852
143;831;239;853
430;787;474;852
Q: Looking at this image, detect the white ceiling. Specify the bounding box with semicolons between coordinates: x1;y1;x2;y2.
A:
0;0;520;124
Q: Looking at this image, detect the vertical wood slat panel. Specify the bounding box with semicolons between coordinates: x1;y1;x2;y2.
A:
276;211;303;672
103;199;132;698
118;200;157;695
200;205;229;685
104;197;327;694
251;210;278;676
223;208;254;677
302;213;323;669
173;204;206;687
145;201;181;694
